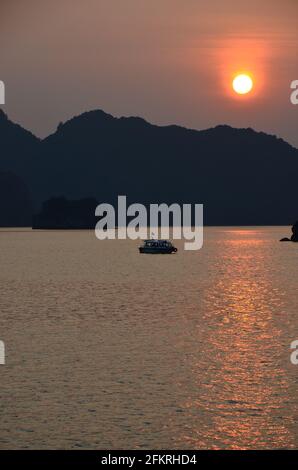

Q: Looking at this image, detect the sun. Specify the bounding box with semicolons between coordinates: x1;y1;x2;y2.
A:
232;74;253;95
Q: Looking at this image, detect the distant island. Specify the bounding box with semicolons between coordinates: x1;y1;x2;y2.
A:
0;108;298;226
33;197;98;229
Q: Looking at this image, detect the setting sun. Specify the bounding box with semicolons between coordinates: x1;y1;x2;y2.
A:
232;74;253;95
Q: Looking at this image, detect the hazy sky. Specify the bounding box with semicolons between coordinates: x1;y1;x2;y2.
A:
0;0;297;145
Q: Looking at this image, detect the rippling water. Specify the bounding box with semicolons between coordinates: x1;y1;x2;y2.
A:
0;227;297;449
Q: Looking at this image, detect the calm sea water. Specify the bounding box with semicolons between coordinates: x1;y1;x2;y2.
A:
0;227;297;449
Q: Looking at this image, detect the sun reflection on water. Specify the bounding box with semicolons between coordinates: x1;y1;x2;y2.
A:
180;231;296;449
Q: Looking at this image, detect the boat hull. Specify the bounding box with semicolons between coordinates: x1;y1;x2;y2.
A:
139;247;177;254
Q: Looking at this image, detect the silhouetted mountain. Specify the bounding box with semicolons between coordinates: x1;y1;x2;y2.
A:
0;171;33;226
0;108;297;226
0;109;40;211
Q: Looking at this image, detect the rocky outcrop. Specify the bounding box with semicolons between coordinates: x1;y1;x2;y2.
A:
280;221;298;242
291;221;298;242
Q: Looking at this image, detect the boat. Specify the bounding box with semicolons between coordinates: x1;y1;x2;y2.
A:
139;239;178;254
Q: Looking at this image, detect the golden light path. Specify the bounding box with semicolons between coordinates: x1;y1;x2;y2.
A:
233;74;253;95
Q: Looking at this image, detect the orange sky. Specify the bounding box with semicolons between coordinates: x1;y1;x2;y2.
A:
0;0;297;145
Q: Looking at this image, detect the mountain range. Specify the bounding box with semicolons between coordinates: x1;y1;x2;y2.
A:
0;108;297;226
